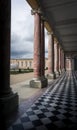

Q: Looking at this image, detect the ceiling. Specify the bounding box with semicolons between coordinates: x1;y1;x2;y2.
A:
27;0;77;53
37;0;77;52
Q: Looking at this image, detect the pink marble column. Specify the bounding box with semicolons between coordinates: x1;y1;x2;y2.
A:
64;53;66;71
47;33;55;79
60;49;64;72
62;50;64;71
62;51;66;71
41;19;45;77
55;42;59;77
62;51;64;71
40;18;48;85
32;9;41;79
60;48;62;72
59;46;61;74
30;9;47;88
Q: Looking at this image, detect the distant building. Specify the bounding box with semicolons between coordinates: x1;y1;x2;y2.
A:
10;63;19;70
10;58;48;70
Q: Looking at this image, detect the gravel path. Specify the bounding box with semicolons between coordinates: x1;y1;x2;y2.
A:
10;71;48;85
10;71;48;103
10;72;34;85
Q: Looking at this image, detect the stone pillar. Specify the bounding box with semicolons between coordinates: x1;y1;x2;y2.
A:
55;42;59;78
60;48;63;73
71;58;74;71
41;18;45;76
59;46;61;74
74;57;77;70
62;50;64;72
40;18;48;85
47;33;55;79
0;0;18;119
64;53;66;71
30;9;47;88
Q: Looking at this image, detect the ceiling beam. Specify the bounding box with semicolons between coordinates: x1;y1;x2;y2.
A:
26;0;53;33
43;0;77;9
63;41;77;44
55;18;77;26
26;0;38;9
61;34;77;37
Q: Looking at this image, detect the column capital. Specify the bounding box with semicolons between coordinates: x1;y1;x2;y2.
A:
47;31;54;35
41;16;46;21
60;47;64;53
31;8;42;15
54;37;58;44
59;44;61;48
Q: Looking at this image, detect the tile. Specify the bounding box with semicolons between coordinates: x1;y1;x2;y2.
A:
44;112;54;117
32;120;43;126
13;124;24;130
41;118;51;124
23;122;34;129
36;125;48;130
21;116;30;122
29;115;39;121
54;120;66;128
8;71;77;130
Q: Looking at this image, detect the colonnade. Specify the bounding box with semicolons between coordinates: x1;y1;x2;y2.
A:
30;9;66;88
0;1;65;118
30;9;48;88
0;0;18;118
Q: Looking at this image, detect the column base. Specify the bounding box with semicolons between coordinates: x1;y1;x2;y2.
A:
46;73;55;79
62;68;66;72
30;77;48;88
55;71;60;78
60;69;65;74
59;70;62;74
0;92;19;117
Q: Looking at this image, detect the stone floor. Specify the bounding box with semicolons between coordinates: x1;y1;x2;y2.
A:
8;71;77;129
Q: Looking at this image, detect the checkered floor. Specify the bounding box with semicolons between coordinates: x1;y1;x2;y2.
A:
8;71;77;130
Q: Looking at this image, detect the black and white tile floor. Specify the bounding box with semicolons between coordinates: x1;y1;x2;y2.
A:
8;71;77;130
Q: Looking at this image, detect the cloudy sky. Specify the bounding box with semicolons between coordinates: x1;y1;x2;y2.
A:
11;0;48;59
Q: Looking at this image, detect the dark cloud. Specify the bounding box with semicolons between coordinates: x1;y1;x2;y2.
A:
11;50;33;59
23;36;33;42
11;36;33;58
11;0;48;59
11;33;21;45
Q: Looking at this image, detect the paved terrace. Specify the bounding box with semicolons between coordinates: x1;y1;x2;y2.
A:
8;71;77;129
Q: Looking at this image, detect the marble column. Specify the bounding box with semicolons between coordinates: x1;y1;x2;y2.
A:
62;51;64;71
62;50;64;72
60;49;64;72
0;0;18;118
55;42;59;78
60;48;63;73
74;57;77;70
41;18;45;77
30;9;47;88
47;33;55;79
63;52;66;71
59;46;61;74
40;18;48;85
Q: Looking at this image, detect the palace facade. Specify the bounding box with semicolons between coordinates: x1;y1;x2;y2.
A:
10;58;48;69
10;57;76;71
